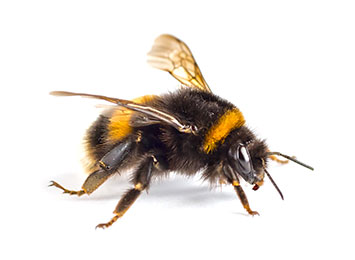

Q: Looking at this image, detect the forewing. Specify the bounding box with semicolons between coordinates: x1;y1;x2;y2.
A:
50;91;197;135
147;34;211;92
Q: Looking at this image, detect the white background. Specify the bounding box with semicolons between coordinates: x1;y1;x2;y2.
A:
1;0;354;259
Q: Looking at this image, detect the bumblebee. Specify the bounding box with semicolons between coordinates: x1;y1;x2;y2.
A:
50;34;313;229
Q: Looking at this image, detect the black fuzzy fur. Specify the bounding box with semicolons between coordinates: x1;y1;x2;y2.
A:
84;88;269;186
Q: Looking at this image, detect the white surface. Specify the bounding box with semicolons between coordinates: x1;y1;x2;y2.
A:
1;1;354;259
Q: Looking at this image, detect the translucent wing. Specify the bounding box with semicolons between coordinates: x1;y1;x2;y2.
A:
147;34;211;93
50;91;198;135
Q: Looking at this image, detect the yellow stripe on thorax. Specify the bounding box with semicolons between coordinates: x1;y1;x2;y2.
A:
108;95;157;141
203;108;245;153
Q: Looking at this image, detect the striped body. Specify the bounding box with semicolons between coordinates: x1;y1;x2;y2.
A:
84;88;260;183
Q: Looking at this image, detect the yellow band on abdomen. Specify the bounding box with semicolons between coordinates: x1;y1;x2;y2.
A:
108;95;157;141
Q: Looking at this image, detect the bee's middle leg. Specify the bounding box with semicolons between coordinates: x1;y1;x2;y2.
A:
96;155;155;229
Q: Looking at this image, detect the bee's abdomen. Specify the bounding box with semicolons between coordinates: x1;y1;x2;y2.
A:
83;115;113;172
87;115;110;147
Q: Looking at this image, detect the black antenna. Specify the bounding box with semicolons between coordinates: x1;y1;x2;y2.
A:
264;168;284;200
267;152;314;171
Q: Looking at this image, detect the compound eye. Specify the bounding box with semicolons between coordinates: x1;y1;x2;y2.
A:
237;145;252;174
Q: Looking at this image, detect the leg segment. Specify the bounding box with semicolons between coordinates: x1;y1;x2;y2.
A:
49;169;111;196
98;140;133;171
95;186;142;229
50;140;133;196
49;180;86;196
223;164;259;216
233;183;259;216
96;156;154;229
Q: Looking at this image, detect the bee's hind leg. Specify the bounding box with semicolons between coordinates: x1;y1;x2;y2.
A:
49;139;134;196
49;180;87;196
96;155;154;229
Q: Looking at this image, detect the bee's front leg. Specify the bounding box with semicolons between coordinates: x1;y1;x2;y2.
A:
233;183;259;216
222;164;259;216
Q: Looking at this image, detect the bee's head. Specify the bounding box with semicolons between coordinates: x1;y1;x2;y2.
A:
227;140;267;187
227;137;313;200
